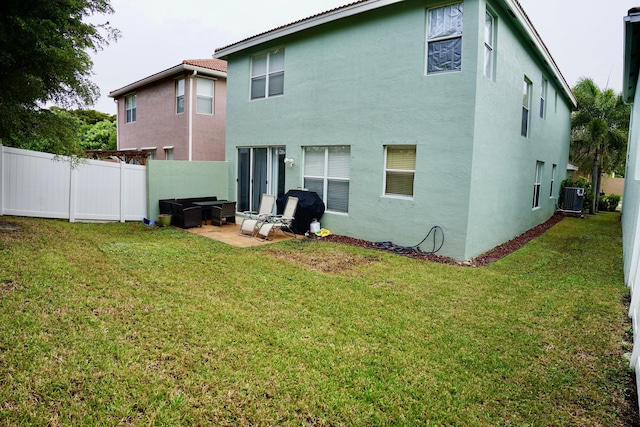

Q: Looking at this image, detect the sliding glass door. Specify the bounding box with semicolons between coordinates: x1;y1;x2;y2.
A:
237;147;286;213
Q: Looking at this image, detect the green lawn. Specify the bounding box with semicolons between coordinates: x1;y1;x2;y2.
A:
0;213;634;426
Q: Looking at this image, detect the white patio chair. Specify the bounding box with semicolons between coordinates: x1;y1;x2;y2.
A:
239;194;276;236
255;196;298;240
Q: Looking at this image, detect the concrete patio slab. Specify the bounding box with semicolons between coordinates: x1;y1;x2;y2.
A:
185;216;296;247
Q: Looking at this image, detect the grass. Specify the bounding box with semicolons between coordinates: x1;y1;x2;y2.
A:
0;213;634;426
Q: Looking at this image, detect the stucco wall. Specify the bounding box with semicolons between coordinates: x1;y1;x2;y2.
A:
601;177;625;196
466;0;573;259
146;160;229;221
223;0;572;260
225;0;478;260
117;74;226;161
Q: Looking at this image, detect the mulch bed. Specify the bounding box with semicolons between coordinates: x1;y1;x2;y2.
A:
314;213;565;267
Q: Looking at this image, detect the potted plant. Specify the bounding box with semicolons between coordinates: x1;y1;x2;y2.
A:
158;214;172;227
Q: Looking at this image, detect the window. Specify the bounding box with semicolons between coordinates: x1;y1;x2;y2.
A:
540;77;548;118
426;3;464;74
142;148;156;161
550;164;557;197
521;77;532;137
533;161;543;209
196;77;214;114
303;146;350;213
484;11;495;79
176;79;185;114
164;147;174;161
251;48;285;99
125;94;136;123
385;146;416;197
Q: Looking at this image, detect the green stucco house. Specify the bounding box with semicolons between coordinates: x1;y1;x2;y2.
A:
214;0;576;261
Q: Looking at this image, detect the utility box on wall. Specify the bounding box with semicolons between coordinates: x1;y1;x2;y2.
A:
563;187;584;212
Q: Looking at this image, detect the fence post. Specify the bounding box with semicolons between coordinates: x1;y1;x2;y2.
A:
69;161;77;222
120;161;126;223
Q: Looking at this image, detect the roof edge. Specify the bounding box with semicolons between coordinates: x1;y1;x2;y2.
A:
214;0;403;57
213;0;575;107
109;64;227;98
503;0;576;107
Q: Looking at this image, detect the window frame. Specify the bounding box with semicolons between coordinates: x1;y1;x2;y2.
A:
540;77;548;119
125;94;136;123
533;161;543;209
384;145;416;198
550;163;557;198
484;10;495;80
163;146;174;161
250;48;285;100
196;76;215;115
425;2;464;75
521;77;532;138
176;78;185;114
303;146;350;214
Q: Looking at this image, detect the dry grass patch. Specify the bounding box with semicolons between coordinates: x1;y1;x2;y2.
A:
265;246;378;274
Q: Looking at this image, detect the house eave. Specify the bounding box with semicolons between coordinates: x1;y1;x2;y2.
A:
213;0;576;108
501;0;576;107
623;10;640;104
213;0;404;58
108;64;226;98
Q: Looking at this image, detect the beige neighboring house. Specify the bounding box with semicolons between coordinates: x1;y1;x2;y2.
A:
109;59;227;161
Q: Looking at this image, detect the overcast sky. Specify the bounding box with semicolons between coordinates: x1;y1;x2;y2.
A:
87;0;637;114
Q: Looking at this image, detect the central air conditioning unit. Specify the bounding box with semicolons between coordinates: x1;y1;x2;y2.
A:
562;187;584;213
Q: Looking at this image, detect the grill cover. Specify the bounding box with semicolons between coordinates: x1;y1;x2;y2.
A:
277;190;325;234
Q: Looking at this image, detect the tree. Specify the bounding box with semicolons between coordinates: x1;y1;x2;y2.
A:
0;0;119;155
570;78;630;213
80;118;116;151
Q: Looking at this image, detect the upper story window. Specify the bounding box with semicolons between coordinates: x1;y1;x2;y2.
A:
303;146;350;213
196;77;214;114
426;3;464;74
384;146;416;198
176;78;185;114
125;94;136;123
251;48;285;99
540;77;548;119
521;77;532;137
484;11;495;80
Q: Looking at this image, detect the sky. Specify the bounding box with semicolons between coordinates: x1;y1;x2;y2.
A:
87;0;637;114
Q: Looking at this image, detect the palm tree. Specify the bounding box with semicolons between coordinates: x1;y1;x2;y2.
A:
570;78;629;213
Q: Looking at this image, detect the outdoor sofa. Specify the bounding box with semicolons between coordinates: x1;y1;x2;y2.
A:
158;196;218;229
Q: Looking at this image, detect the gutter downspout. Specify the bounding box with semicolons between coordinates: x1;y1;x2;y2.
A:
188;70;197;161
114;98;119;150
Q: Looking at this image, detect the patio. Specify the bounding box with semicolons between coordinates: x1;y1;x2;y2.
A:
185;215;296;247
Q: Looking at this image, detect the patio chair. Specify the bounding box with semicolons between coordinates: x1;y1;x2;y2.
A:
239;194;276;236
255;196;298;240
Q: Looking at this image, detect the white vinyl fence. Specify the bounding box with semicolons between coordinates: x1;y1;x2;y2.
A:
0;146;146;222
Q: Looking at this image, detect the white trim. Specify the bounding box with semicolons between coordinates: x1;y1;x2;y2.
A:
109;64;225;98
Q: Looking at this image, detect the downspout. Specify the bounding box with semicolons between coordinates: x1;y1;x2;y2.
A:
114;98;119;150
188;70;197;161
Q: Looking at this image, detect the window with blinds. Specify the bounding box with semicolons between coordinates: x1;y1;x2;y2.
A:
385;146;416;197
196;77;214;114
303;146;350;213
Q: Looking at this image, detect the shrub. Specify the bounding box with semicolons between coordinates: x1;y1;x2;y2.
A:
598;194;621;212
